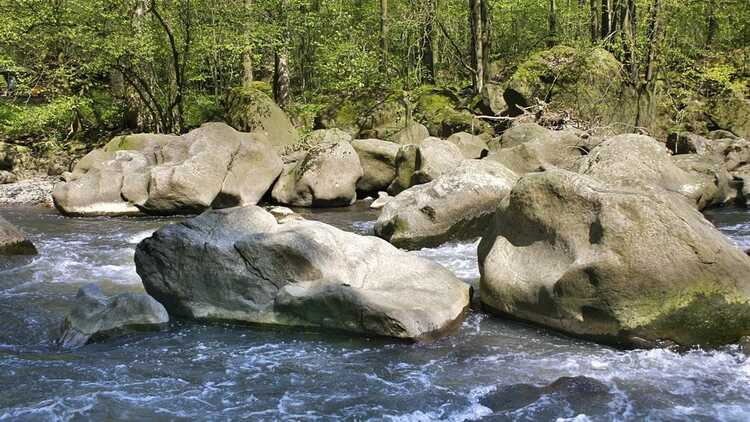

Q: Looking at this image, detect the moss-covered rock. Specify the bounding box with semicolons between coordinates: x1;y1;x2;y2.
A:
414;86;487;138
479;169;750;349
223;87;299;150
706;90;750;139
505;46;642;134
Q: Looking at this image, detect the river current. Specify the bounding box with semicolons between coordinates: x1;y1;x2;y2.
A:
1;204;750;421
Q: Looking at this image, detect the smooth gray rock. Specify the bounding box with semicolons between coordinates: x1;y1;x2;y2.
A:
376;160;517;249
387;137;463;194
52;123;283;216
271;141;363;207
578;134;709;208
394;122;430;145
135;206;470;340
447;132;490;159
672;154;736;208
57;284;168;349
370;191;392;209
479;169;750;348
488;127;595;175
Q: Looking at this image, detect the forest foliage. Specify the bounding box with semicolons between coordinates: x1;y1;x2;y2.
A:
0;0;748;153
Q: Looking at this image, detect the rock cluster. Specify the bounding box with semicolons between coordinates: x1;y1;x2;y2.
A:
43;95;750;350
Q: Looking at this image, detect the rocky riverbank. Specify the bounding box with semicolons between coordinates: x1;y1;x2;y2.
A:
4;64;750;351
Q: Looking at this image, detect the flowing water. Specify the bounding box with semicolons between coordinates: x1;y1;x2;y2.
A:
1;204;750;421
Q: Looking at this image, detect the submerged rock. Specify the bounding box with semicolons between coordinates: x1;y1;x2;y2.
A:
376;160;517;249
57;284;168;349
53;123;283;216
479;169;750;348
0;215;37;255
480;376;612;418
135;206;470;340
271;141;363;207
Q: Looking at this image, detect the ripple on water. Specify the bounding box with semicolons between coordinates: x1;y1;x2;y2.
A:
2;207;750;420
413;240;480;282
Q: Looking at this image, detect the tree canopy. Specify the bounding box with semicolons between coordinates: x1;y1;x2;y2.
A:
0;0;748;147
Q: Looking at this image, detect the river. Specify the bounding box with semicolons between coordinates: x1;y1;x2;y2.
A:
1;204;749;421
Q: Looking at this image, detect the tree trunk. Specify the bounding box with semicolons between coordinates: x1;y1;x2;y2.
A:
706;0;718;46
590;0;599;43
601;0;611;40
624;0;637;82
548;0;558;47
469;0;490;94
636;0;662;128
380;0;388;73
643;0;661;86
420;0;436;84
242;0;254;88
274;50;290;110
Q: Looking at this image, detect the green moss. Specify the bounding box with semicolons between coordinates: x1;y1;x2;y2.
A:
414;86;478;136
105;135;144;152
624;282;750;346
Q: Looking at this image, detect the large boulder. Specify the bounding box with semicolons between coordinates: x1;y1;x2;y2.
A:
57;284;168;349
481;83;507;116
0;215;37;255
706;90;750;140
488;127;594;175
479;169;750;348
135;206;470;340
414;87;478;137
375;160;517;249
387;137;463;194
305;128;352;147
491;123;552;151
504;46;644;133
394;122;430;145
446;132;490;159
53;150;147;216
53;123;283;216
223;86;300;150
271;141;363;207
351;138;400;193
672;154;736;208
578;134;710;208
